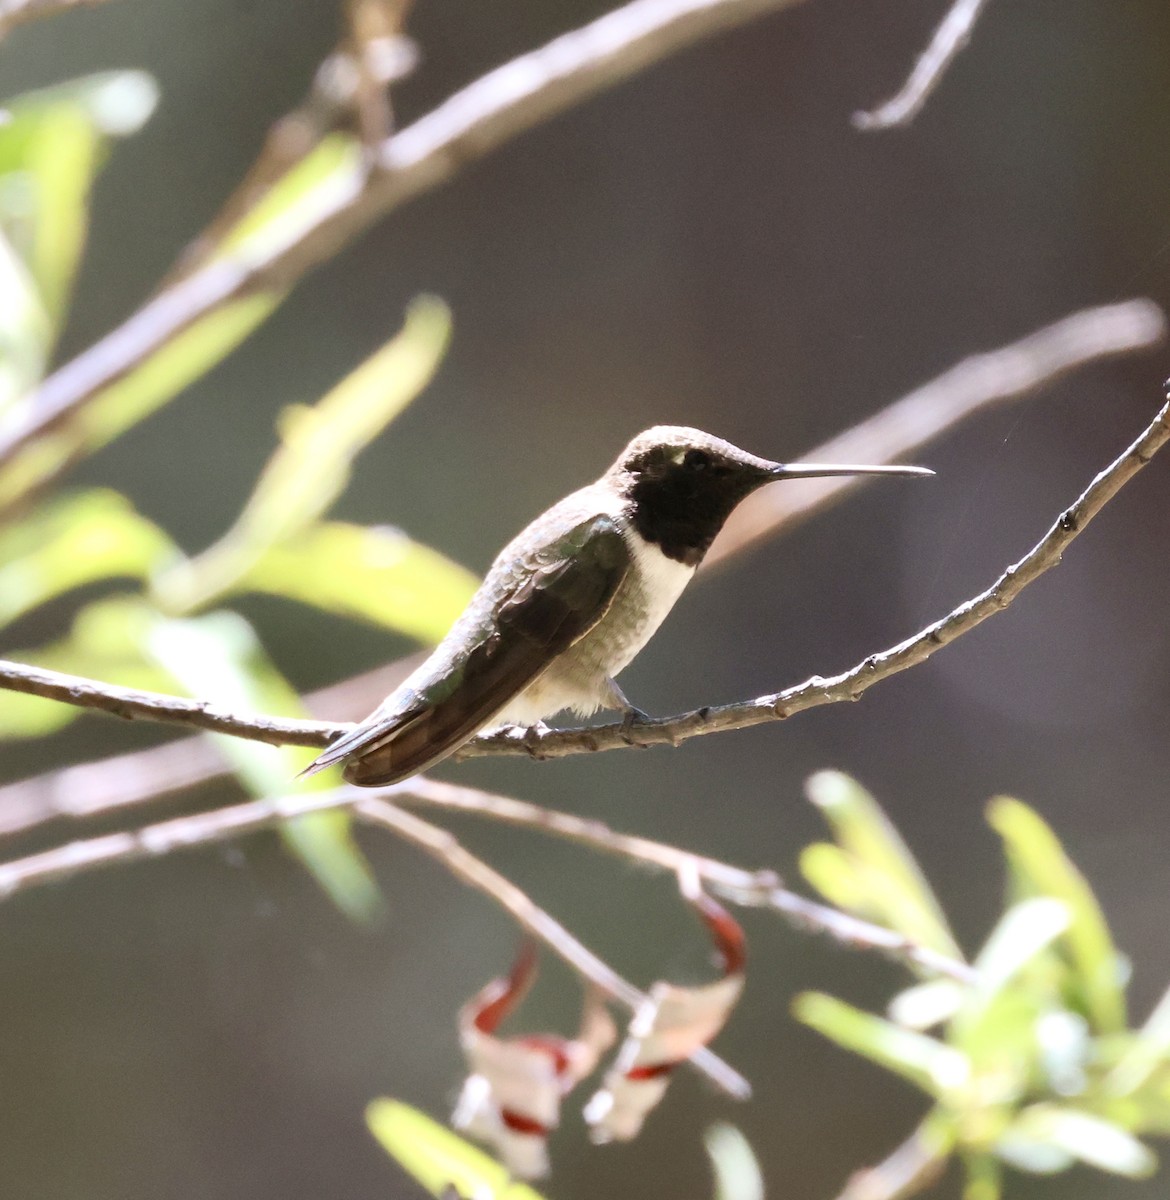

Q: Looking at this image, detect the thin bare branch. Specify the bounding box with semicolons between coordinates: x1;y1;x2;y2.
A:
0;0;813;474
853;0;991;131
3;387;1166;763
353;797;751;1099
0;304;1160;839
706;299;1166;567
0;0;111;37
0;772;973;982
0;780;747;1097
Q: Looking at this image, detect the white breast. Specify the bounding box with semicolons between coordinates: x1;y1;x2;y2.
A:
617;531;696;672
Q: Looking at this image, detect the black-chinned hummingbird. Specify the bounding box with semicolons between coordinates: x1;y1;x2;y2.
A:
301;426;931;786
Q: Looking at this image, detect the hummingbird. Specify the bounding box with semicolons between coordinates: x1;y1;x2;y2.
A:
301;426;931;786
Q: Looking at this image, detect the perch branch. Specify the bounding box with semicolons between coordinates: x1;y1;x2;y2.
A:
2;386;1167;760
853;0;991;131
0;302;1159;838
0;0;814;472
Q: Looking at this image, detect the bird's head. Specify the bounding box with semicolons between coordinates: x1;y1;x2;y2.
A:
607;425;931;565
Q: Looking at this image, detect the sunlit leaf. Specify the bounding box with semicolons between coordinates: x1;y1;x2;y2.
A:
221;133;363;259
0;228;49;407
803;771;960;958
143;609;380;922
888;979;965;1030
1005;1105;1156;1178
0;292;280;510
794;992;970;1098
705;1123;764;1200
366;1098;547;1200
988;797;1126;1032
1109;982;1170;1098
240;521;476;644
0;489;175;628
0;71;158;332
155;296;451;613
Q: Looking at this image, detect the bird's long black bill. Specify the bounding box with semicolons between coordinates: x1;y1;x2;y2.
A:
770;462;934;479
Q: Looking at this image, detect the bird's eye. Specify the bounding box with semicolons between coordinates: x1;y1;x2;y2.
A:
683;449;711;470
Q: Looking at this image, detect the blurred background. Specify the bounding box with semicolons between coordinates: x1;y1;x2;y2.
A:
3;0;1170;1196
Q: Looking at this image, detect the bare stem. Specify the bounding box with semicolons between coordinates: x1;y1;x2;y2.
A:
853;0;991;131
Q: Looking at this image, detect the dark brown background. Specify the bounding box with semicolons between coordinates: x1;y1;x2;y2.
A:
3;1;1170;1197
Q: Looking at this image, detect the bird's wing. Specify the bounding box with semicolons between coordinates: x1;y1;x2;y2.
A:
301;513;631;787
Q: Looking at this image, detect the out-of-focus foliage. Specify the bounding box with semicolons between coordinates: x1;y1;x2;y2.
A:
794;771;1165;1200
0;75;466;918
704;1123;765;1200
366;1099;550;1200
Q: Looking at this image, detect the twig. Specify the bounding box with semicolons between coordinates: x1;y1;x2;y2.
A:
0;0;813;475
706;299;1165;567
391;778;976;983
853;0;991;131
3;388;1167;760
0;773;974;982
353;797;751;1099
0;781;747;1097
0;0;110;37
0;303;1160;838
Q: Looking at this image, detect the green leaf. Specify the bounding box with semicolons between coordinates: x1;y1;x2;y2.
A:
220;133;363;260
0;72;158;334
803;771;960;958
366;1099;548;1200
0;489;175;628
142;610;381;922
988;797;1126;1031
0;228;50;407
154;296;451;613
239;521;477;643
889;979;965;1030
0;292;280;511
1004;1105;1156;1178
794;992;970;1098
705;1123;764;1200
1109;982;1170;1098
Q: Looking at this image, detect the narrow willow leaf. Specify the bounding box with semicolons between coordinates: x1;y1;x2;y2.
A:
988;797;1126;1032
1007;1105;1156;1178
0;71;158;334
366;1098;547;1200
705;1123;764;1200
0;489;175;628
0;293;279;510
803;772;960;958
143;610;381;922
240;521;476;644
0;229;49;407
794;992;970;1098
156;297;451;613
889;979;965;1030
1108;982;1170;1098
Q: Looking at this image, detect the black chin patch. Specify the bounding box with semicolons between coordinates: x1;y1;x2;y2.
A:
626;464;764;565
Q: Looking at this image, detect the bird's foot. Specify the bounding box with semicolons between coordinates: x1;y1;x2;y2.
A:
619;704;652;747
503;720;551;759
